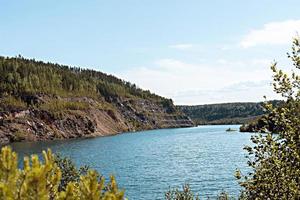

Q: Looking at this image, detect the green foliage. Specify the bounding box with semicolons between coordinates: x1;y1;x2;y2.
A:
12;130;28;142
40;100;89;113
178;102;281;125
0;95;27;111
216;191;231;200
0;146;125;200
236;38;300;199
0;56;164;101
165;184;199;200
239;113;278;133
161;99;177;114
165;184;232;200
54;154;89;191
0;56;180;124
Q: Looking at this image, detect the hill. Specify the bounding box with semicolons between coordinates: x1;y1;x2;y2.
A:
177;102;280;125
0;56;193;144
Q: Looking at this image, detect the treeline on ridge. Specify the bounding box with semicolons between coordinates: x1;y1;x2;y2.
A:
178;101;282;125
0;55;174;110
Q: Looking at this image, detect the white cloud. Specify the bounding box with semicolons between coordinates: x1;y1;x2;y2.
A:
240;19;300;48
115;20;297;104
169;43;195;50
117;58;275;104
154;58;198;72
174;80;281;105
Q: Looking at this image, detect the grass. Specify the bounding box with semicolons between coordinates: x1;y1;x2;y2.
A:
0;95;27;111
40;99;90;113
12;130;28;142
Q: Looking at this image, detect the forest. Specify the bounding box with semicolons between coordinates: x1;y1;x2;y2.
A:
178;101;281;125
0;55;190;144
0;55;171;105
0;55;178;115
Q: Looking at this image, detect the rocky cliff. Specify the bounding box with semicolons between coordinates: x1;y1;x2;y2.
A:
0;56;193;144
0;95;193;145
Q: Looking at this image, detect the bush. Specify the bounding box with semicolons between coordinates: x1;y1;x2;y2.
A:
236;38;300;199
54;154;89;191
165;184;199;200
0;95;27;111
0;146;125;200
165;184;232;200
12;130;28;142
40;100;89;113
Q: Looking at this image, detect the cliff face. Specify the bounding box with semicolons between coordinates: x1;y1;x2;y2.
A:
0;95;193;145
0;56;194;144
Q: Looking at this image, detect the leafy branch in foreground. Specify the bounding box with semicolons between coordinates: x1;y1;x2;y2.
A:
165;184;231;200
236;38;300;199
54;154;89;192
165;184;200;200
0;146;125;200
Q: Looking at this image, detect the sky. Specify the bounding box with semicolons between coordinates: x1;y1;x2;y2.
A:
1;0;300;105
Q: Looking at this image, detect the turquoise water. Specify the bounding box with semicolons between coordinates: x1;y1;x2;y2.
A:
10;125;252;199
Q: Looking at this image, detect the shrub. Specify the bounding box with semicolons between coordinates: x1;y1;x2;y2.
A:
0;146;125;200
165;184;199;200
0;95;27;111
54;154;89;191
12;130;28;142
236;38;300;199
165;184;232;200
40;100;89;113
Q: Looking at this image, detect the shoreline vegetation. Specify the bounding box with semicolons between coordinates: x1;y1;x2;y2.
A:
178;100;282;126
1;37;300;199
173;37;300;199
0;146;125;200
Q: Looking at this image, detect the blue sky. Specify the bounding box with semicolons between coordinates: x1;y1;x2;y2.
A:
1;1;300;104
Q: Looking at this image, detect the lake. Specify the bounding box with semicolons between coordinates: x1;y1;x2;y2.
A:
9;125;252;199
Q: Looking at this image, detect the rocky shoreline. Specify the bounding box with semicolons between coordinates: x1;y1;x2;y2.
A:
0;95;194;145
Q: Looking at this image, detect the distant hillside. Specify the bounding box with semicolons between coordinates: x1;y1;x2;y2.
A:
177;101;281;125
0;56;193;144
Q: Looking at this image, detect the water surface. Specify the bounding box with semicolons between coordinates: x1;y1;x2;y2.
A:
10;125;252;199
